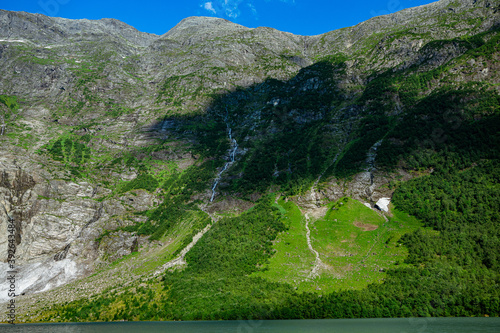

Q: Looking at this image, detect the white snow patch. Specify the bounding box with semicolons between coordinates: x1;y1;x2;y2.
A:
375;198;391;212
0;259;81;303
363;202;372;209
0;39;28;43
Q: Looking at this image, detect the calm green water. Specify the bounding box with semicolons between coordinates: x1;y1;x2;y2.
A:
1;318;499;332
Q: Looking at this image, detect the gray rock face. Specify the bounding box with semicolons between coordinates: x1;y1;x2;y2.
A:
161;16;250;44
293;170;400;210
0;160;94;298
98;230;138;263
0;10;158;46
0;154;160;298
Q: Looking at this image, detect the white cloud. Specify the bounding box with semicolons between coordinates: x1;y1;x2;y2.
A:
248;3;258;19
201;0;294;20
223;0;242;18
203;2;217;14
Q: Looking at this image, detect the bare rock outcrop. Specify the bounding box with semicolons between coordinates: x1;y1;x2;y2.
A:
0;155;155;299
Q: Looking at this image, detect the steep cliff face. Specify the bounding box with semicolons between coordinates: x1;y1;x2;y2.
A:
0;0;499;316
0;153;162;300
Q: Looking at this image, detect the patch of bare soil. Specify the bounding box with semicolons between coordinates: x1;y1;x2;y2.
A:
308;206;328;219
353;221;378;231
320;263;344;278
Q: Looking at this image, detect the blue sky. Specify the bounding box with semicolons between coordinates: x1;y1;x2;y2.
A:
1;0;438;36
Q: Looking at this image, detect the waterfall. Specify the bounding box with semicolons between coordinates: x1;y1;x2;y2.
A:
210;119;238;202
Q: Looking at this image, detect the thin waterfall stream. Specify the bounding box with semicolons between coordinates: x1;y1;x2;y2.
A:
210;121;238;202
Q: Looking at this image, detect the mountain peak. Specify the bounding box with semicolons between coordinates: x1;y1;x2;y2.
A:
0;10;158;47
161;16;250;41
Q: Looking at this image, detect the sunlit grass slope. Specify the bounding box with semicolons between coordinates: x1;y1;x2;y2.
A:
254;197;421;293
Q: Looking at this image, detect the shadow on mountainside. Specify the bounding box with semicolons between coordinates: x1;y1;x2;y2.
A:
144;57;357;199
144;28;500;201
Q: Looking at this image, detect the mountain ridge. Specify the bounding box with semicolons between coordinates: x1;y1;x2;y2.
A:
2;0;498;49
0;9;158;47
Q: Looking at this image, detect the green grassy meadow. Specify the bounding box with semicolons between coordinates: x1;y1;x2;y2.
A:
252;197;316;289
254;196;422;293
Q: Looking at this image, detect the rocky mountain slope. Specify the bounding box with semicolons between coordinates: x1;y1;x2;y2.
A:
0;0;499;322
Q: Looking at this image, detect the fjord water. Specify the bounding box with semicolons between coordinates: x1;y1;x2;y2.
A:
1;318;499;333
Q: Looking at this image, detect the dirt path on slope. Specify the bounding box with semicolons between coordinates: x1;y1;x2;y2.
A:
154;206;217;275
